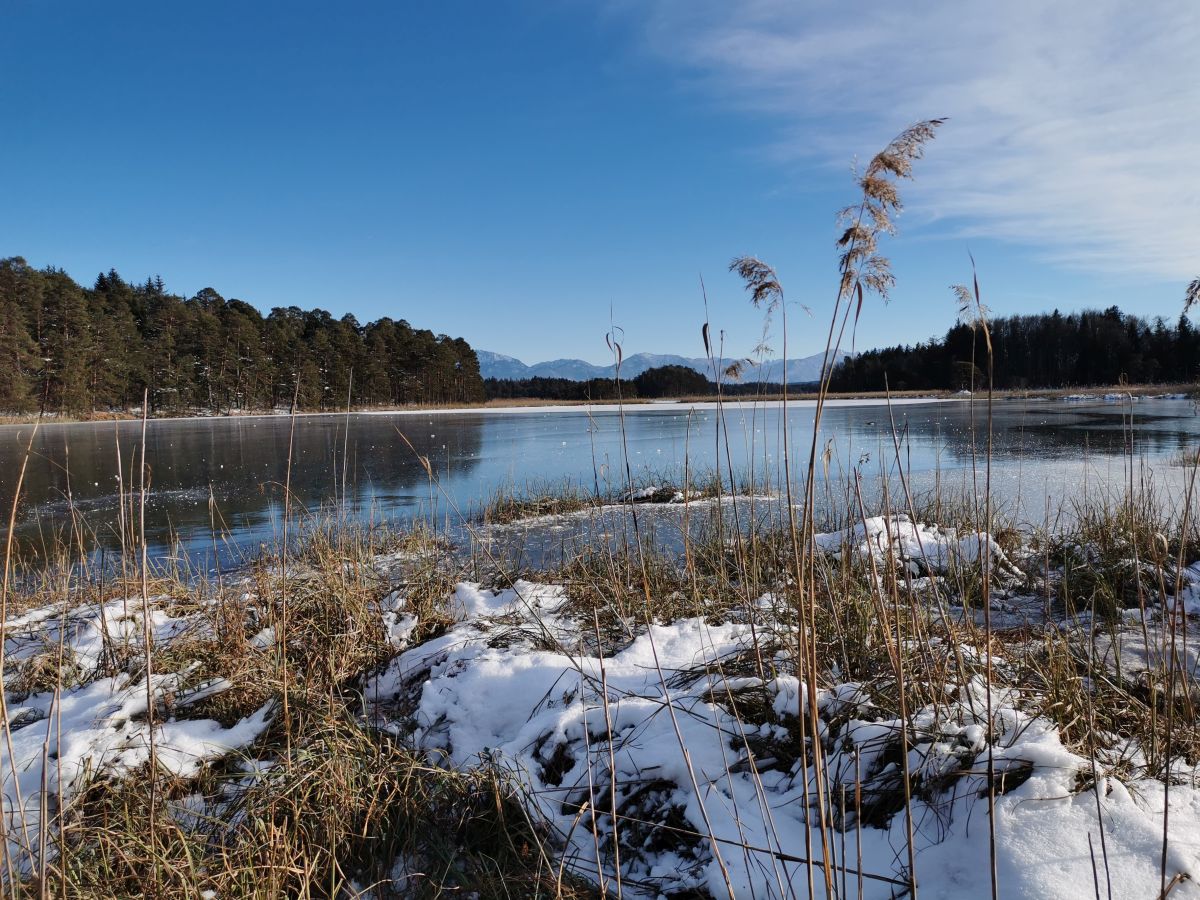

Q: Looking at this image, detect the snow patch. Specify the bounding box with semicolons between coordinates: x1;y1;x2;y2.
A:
369;578;1200;898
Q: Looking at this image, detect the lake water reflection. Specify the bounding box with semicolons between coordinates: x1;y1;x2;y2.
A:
2;396;1199;569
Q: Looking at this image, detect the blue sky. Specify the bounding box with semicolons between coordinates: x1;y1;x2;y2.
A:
3;0;1195;364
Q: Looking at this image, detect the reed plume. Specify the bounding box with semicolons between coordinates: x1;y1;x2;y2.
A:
838;118;944;302
1185;276;1200;314
727;118;944;899
729;257;783;313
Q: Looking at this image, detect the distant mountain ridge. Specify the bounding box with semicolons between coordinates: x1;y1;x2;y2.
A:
476;349;849;384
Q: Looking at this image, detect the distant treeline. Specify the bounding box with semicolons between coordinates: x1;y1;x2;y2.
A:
486;376;625;401
486;364;709;401
0;257;484;414
830;307;1200;392
485;363;819;400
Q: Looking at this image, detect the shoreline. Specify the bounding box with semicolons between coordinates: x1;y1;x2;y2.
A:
1;381;1195;429
0;395;963;429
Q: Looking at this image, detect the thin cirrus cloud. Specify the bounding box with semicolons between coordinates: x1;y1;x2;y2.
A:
617;0;1199;281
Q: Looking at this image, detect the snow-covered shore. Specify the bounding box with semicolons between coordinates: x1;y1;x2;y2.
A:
369;580;1200;898
3;513;1199;897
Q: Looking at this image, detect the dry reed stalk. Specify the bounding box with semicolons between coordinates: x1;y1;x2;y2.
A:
277;372;302;767
0;418;41;888
1162;461;1199;895
954;265;1001;900
606;328;738;898
590;609;622;898
727;256;822;893
576;638;609;895
731;118;944;899
696;622;794;899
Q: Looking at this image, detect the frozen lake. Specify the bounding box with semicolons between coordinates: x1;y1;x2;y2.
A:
2;395;1198;569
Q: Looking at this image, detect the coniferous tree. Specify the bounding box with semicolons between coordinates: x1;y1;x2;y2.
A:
37;269;93;412
0;259;40;410
829;307;1200;392
0;257;485;414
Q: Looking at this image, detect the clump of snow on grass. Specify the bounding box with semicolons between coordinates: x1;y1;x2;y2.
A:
1;597;274;874
370;578;1200;898
446;580;567;620
4;597;201;680
1169;561;1200;615
814;514;1023;583
378;591;419;649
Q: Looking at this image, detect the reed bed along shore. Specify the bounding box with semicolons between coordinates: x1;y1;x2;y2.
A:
2;477;1200;898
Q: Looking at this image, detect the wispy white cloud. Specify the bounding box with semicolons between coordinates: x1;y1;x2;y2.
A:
616;0;1199;280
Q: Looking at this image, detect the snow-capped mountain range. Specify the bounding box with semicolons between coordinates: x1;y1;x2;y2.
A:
476;350;849;384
